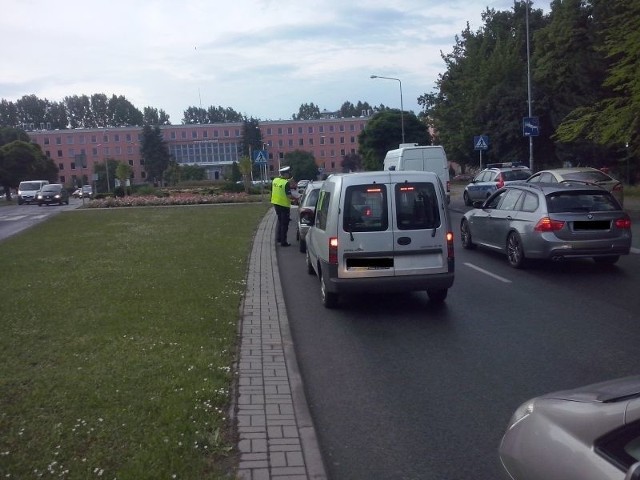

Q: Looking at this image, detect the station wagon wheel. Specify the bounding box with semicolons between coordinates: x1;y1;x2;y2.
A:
463;191;472;206
319;269;338;309
506;232;526;269
306;250;315;275
460;219;476;249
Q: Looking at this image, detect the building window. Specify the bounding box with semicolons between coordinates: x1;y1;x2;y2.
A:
235;129;241;137
78;135;85;144
214;130;219;138
129;160;134;166
339;125;345;132
320;137;325;145
92;148;98;156
114;134;120;142
309;138;314;145
58;163;64;170
267;128;272;135
171;131;176;139
340;137;345;144
44;137;50;145
350;124;355;131
319;126;324;133
57;150;63;157
181;131;187;139
126;133;132;142
103;135;109;142
60;176;65;184
288;139;294;147
351;136;356;143
203;130;208;138
115;146;122;154
308;126;313;134
45;151;50;157
278;127;283;135
341;149;346;156
224;130;230;137
127;146;133;154
286;127;292;135
66;136;74;144
192;131;198;139
329;125;335;132
278;139;284;147
330;137;335;144
298;138;304;146
56;137;62;145
298;127;303;134
71;162;76;169
91;135;97;143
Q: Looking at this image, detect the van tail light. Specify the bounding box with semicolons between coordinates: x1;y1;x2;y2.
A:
534;217;565;232
328;237;338;265
615;216;631;230
446;180;451;193
446;231;454;259
496;174;505;189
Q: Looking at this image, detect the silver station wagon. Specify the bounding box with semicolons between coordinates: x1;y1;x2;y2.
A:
460;182;632;268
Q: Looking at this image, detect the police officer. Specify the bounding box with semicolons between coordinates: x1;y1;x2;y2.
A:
271;166;295;247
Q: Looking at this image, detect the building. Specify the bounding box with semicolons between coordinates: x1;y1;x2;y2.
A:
26;115;371;189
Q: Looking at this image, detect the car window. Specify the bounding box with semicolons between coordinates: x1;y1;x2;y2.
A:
315;191;331;230
343;185;388;232
496;189;522;210
595;420;640;471
519;192;539;212
485;190;507;209
503;169;531;181
546;192;620;213
564;170;613;182
475;172;487;182
395;182;440;230
303;188;320;208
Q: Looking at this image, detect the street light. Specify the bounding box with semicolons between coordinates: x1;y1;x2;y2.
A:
371;74;405;144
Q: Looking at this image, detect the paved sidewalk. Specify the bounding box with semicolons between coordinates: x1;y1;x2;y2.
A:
235;208;327;480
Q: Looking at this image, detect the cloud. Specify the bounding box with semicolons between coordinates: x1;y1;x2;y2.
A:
0;0;551;123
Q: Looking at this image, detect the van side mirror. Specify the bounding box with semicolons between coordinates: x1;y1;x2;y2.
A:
625;462;640;480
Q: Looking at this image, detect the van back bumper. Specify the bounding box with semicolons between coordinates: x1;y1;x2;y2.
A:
321;262;454;294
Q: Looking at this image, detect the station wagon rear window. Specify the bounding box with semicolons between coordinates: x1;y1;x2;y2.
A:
343;185;388;232
395;183;441;230
546;192;620;213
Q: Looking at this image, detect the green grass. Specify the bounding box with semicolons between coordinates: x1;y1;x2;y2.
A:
0;203;270;479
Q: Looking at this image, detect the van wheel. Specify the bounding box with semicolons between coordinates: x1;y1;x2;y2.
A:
427;288;448;303
506;232;526;269
319;270;338;309
460;219;475;249
306;250;315;275
463;191;472;206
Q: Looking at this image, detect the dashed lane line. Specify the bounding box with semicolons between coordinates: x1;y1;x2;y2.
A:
464;262;512;283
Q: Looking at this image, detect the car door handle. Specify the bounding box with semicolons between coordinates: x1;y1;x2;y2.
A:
397;237;411;246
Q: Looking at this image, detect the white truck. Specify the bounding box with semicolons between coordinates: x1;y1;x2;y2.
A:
383;144;450;202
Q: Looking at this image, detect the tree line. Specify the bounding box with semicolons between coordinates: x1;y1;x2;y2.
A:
418;0;638;181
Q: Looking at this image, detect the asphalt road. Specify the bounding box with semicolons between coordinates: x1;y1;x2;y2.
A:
277;205;640;479
0;198;84;241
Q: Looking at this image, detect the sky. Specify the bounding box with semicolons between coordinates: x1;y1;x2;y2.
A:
1;0;552;124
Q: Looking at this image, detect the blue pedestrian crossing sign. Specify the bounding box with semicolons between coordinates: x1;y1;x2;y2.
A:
523;117;540;136
474;135;489;150
253;150;268;164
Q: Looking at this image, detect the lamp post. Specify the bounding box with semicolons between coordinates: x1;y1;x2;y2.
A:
371;74;405;144
525;0;534;171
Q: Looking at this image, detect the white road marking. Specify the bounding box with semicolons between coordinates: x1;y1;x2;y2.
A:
631;247;640;254
464;262;512;283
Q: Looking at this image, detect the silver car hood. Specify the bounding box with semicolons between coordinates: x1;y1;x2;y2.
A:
543;375;640;403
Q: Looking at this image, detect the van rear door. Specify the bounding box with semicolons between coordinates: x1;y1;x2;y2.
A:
391;177;450;276
338;182;395;279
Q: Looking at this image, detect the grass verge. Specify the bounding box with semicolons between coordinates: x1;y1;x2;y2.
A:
0;203;270;479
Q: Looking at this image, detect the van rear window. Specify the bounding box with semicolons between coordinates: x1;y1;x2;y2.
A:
395;183;441;230
343;185;388;232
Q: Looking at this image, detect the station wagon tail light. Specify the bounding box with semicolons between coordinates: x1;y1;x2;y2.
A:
534;217;565;232
328;237;338;265
615;216;631;230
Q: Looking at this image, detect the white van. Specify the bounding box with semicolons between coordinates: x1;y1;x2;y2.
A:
383;145;450;202
305;171;454;308
18;180;49;205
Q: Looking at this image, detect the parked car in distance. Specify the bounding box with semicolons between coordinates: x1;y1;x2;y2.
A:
460;182;632;268
463;163;532;206
296;181;323;253
36;183;69;206
526;167;624;206
18;180;49;205
499;375;640;480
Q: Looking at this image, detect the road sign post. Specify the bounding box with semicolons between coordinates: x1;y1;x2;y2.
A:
473;136;489;170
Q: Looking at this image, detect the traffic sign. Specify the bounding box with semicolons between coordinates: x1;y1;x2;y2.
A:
253;150;268;164
474;135;489;150
523;117;539;136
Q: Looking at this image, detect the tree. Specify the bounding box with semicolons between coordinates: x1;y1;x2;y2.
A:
140;125;171;186
238;155;253;193
115;162;133;196
282;150;318;180
292;103;321;120
0;139;57;199
143;107;171;126
341;152;363;172
358;110;430;170
339;101;375;118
